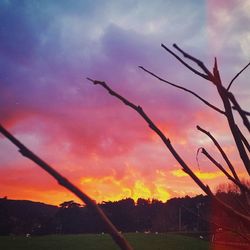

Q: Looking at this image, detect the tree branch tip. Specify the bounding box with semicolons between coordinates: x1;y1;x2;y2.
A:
86;77;94;82
137;105;143;111
86;78;105;86
197;147;204;153
161;43;168;50
214;57;218;69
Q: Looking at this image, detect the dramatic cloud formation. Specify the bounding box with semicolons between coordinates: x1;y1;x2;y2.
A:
0;0;249;205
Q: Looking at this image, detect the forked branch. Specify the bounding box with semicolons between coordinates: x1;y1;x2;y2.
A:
197;125;240;181
173;43;213;78
236;125;250;152
201;147;250;194
0;124;133;250
165;44;250;175
212;61;250;175
227;92;250;132
161;44;211;80
233;107;250;117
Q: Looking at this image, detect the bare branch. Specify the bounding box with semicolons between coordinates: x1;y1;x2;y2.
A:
173;43;213;79
196;147;203;170
212;60;250;175
197;125;241;181
236;125;250;152
161;44;249;174
163;45;250;173
213;58;222;86
233;106;250;116
87;77;250;225
201;148;250;194
86;78;208;193
227;92;250;132
227;61;250;91
0;124;133;250
161;43;211;80
139;66;225;114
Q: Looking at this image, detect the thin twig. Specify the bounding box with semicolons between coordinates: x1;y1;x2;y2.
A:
139;66;225;114
232;107;250;116
173;44;213;79
227;61;250;91
236;125;250;152
0;124;133;250
201;148;250;194
161;44;210;80
196;147;203;170
87;77;250;225
197;125;240;181
227;92;250;132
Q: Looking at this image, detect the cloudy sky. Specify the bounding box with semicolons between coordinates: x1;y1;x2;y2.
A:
0;0;249;205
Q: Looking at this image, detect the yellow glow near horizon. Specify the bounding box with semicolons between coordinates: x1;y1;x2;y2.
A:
171;169;224;180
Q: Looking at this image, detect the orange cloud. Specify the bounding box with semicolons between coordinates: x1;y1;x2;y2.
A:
171;169;224;180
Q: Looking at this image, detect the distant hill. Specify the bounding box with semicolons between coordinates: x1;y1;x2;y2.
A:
0;198;58;235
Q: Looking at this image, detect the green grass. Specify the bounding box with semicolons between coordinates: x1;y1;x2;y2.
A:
0;233;240;250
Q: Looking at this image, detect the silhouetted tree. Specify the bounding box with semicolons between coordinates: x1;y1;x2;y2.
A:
55;201;84;234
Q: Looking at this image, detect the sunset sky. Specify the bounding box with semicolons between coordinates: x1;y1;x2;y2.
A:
0;0;249;205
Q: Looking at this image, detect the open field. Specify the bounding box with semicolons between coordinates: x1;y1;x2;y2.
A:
0;233;242;250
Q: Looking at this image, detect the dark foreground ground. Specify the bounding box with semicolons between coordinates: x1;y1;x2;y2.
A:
0;233;244;250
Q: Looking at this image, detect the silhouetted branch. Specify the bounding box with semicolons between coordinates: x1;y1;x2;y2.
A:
196;147;203;170
86;78;209;193
227;92;250;132
139;66;225;114
233;106;250;116
162;44;250;175
161;44;250;174
227;61;250;91
212;60;250;175
197;125;240;181
87;77;250;225
173;44;213;79
161;44;211;80
201;148;250;194
236;125;250;152
0;124;133;250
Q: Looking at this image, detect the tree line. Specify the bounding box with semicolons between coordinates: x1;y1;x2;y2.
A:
1;188;246;236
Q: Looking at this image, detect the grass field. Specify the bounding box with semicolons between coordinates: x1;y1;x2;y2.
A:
0;233;240;250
